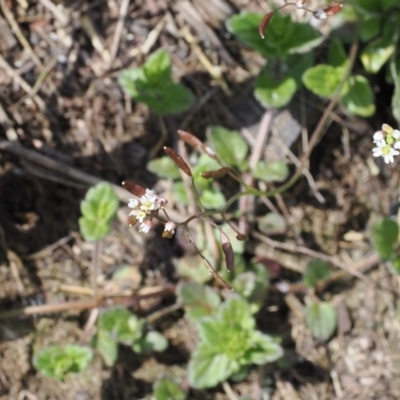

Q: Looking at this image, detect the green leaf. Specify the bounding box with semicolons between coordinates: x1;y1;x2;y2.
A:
360;16;382;42
341;75;375;117
98;308;143;345
254;53;313;109
133;331;168;353
303;259;331;288
226;12;321;59
96;331;118;367
33;345;93;381
371;218;399;260
328;38;348;68
199;189;225;209
391;257;400;274
288;52;315;84
232;264;270;313
207;126;248;167
303;64;343;97
254;70;297;109
227;11;322;58
245;331;283;364
257;212;286;234
119;49;195;115
305;302;337;341
390;55;400;124
78;219;110;243
79;182;119;242
226;11;290;58
188;297;282;389
361;26;395;73
252;160;289;182
177;282;221;321
153;377;186;400
171;182;189;206
148;156;180;179
189;346;233;389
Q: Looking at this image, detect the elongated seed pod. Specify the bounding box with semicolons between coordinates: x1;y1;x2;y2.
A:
122;181;146;197
164;146;193;177
259;11;274;39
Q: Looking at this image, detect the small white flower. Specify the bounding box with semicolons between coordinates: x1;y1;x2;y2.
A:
128;199;139;209
296;0;305;9
373;130;384;143
139;220;153;233
163;221;176;238
373;140;399;164
393;129;400;149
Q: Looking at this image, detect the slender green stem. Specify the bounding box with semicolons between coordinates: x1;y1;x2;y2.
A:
92;240;102;299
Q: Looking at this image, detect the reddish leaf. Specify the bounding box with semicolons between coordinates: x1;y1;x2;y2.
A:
201;167;230;179
164;147;193;177
220;231;234;271
122;181;146;197
259;11;274;39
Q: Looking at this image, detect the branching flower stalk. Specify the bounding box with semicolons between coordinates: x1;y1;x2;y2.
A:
122;2;349;288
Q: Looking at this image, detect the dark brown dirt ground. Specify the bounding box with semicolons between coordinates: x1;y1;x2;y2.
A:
1;0;400;399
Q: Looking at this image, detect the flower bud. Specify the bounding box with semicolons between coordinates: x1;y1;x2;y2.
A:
162;221;176;238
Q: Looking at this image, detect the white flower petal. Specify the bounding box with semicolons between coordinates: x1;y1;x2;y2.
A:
128;199;139;209
373;131;384;143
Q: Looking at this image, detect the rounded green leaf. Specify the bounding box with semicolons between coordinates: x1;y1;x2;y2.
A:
252;160;289;182
303;259;331;288
119;49;195;115
341;75;375;117
189;349;233;389
147;156;180;179
371;218;399;260
79;219;110;242
171;182;189;206
257;212;286;234
305;302;337;341
303;65;343;97
96;331;118;367
79;182;119;242
226;11;321;59
255;72;297;109
207;126;248;167
153;377;186;400
33;345;93;381
177;282;221;321
200;189;225;209
142;331;168;352
391;257;400;275
361;28;395;73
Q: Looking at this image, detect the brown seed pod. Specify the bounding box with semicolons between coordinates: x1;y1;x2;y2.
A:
323;4;343;16
201;167;231;179
122;181;146;197
220;231;234;272
177;130;204;149
259;11;274;39
164;146;193;177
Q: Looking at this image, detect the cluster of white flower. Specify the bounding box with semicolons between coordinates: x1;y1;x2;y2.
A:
372;124;400;164
128;189;175;237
